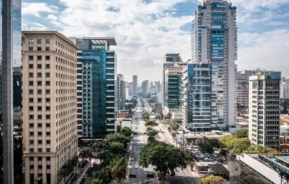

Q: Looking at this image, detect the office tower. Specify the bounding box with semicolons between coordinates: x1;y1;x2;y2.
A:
1;0;21;183
22;31;78;184
133;75;138;97
117;74;126;109
164;64;183;121
237;70;253;112
71;37;117;138
280;77;286;100
162;53;182;106
142;80;149;96
248;69;281;148
191;0;237;130
182;64;212;130
128;82;133;97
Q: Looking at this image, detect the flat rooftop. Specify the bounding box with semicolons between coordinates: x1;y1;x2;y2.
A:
83;37;117;45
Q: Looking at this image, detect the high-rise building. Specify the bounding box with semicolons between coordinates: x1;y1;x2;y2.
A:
285;79;289;99
117;74;126;109
162;53;182;106
133;75;138;97
128;82;133;97
191;0;237;129
182;64;212;131
71;37;117;138
237;70;253;112
248;69;281;148
22;31;78;184
1;0;22;182
164;64;183;121
142;80;149;96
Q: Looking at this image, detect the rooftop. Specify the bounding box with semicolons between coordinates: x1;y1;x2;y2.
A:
208;163;229;175
82;37;117;45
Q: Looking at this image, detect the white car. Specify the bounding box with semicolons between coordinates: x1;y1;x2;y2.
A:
134;164;139;169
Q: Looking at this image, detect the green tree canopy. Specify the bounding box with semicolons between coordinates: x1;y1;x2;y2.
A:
245;145;278;153
227;137;251;154
106;157;127;182
170;120;179;131
120;127;133;137
201;175;227;184
140;140;190;181
234;129;248;138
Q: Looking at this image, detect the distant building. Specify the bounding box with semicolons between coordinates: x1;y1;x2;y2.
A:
248;69;281;148
128;82;133;97
133;75;138;97
117;74;126;110
236;70;253;112
142;80;149;96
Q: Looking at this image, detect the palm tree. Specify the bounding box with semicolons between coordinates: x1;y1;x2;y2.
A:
106;157;127;182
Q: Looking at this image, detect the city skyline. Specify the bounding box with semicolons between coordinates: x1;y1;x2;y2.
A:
21;0;289;81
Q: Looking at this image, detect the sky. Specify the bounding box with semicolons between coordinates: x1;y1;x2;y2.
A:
22;0;289;82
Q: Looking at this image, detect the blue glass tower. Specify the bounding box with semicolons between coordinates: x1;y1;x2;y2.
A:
71;37;117;138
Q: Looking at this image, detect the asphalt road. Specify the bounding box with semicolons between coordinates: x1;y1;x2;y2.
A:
128;98;157;184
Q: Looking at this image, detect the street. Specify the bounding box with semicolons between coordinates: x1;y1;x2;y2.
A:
128;98;157;184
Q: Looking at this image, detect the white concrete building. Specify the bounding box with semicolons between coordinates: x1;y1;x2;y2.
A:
248;70;281;148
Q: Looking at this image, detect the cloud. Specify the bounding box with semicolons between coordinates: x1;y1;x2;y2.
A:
237;29;289;77
22;3;58;17
47;14;57;21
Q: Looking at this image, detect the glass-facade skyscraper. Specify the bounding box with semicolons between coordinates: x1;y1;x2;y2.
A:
190;0;237;131
71;37;117;138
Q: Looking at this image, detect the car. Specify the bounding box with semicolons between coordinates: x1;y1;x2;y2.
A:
134;164;139;169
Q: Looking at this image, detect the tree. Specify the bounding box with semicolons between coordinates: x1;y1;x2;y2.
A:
120;127;132;137
147;129;158;137
166;112;172;119
91;178;104;184
105;133;131;148
234;129;248;138
170;120;179;131
245;145;278;153
219;135;235;148
227;138;251;154
201;175;227;184
140;141;190;181
142;111;150;122
107;157;127;182
145;120;158;126
195;138;214;154
79;147;93;159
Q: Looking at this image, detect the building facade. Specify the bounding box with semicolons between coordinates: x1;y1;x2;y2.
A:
117;74;126;110
128;82;133;97
237;70;253;112
142;80;149;96
162;53;182;107
133;75;138;97
164;65;183;121
22;31;78;184
248;70;281;148
71;37;117;138
182;64;212;131
191;0;237;129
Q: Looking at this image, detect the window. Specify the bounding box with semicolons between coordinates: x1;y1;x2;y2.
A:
30;140;34;144
37;47;42;51
29;98;33;102
46;123;50;128
37;90;42;94
29;157;34;161
30;165;34;169
29;39;34;44
29;123;33;128
29;132;34;136
29;47;33;51
29;64;33;69
37;64;41;69
29;90;33;94
46;115;50;119
38;98;42;103
38;115;42;119
38;148;42;153
46;64;50;69
46;73;50;77
46;56;50;60
46;81;50;86
46;98;50;103
38;106;42;111
38;132;42;136
45;39;50;44
38;140;42;144
29;56;33;60
46;148;51;152
37;56;42;60
29;73;33;77
46;47;50;51
38;123;42;128
38;81;42;86
46;106;50;111
47;165;51;169
37;39;41;44
38;157;42;161
37;73;42;78
46;132;50;136
46;90;50;94
29;81;33;86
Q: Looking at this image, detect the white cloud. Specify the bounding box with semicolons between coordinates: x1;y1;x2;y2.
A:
22;3;58;17
45;0;193;81
237;29;289;77
47;14;57;21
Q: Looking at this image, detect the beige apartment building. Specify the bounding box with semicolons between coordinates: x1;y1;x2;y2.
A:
22;31;78;184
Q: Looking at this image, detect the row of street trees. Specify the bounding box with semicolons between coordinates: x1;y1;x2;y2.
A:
78;127;133;184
